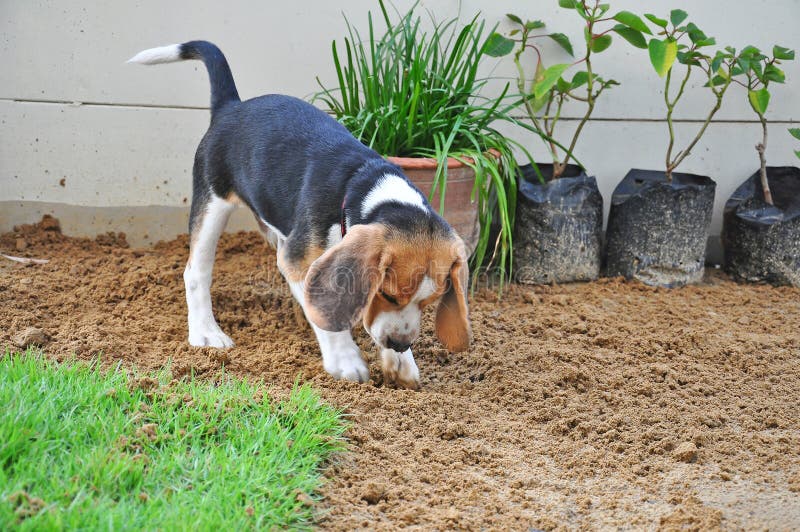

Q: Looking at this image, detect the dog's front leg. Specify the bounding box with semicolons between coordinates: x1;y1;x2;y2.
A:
286;281;369;383
380;348;420;390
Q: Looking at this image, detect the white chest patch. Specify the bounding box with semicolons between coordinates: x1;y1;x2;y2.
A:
361;174;427;218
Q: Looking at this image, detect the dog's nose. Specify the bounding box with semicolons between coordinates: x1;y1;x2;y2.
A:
386;337;411;353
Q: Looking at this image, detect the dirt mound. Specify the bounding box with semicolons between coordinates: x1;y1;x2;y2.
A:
2;217;799;529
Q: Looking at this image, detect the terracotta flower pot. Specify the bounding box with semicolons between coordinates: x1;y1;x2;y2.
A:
386;153;493;254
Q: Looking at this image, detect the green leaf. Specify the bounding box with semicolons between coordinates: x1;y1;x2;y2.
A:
711;52;725;74
773;45;795;60
483;33;515;57
558;0;576;7
649;38;678;77
753;60;764;80
645;13;668;28
590;34;613;53
677;50;701;67
556;77;572;93
685;23;706;42
547;32;574;56
531;61;550;112
764;64;786;83
506;13;523;25
525;20;546;30
598;4;611;16
795;150;800;160
748;89;770;114
613;25;647;49
533;63;571;99
612;11;652;34
670;9;689;27
735;56;751;73
571;70;589;89
706;74;727;87
789;128;800;140
740;45;762;60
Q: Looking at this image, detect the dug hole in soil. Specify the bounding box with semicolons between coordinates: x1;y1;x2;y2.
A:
2;217;800;530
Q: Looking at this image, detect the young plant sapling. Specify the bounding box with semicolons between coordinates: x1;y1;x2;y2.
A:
486;0;650;179
735;45;795;204
645;10;738;181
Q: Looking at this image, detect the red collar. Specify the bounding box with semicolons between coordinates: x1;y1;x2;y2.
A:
340;195;347;238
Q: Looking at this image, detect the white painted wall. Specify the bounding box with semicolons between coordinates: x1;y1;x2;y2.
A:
1;0;799;247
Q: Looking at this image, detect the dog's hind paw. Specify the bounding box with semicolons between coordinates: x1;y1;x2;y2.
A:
188;324;234;348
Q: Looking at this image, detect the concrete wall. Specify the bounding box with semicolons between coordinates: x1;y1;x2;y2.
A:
2;0;799;249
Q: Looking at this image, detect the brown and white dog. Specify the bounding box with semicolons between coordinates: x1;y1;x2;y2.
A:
128;41;471;389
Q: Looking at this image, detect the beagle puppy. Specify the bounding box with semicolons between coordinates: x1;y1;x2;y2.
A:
128;41;471;389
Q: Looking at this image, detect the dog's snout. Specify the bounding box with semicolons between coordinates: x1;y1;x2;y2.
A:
386;337;411;353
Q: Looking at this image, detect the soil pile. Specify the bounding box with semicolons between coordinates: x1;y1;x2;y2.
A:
2;217;799;529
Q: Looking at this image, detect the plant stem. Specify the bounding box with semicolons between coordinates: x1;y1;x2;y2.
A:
543;90;560;166
550;93;567;176
663;64;692;182
513;42;560;170
668;76;729;176
756;113;774;205
557;22;596;178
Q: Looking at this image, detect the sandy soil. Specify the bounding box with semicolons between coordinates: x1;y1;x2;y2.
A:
2;217;799;530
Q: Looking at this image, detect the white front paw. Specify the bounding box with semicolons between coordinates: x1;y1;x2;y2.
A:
381;348;420;390
323;345;369;383
188;320;234;348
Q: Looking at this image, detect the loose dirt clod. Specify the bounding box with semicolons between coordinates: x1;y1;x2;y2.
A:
674;442;699;463
12;327;48;348
361;482;387;505
1;217;799;529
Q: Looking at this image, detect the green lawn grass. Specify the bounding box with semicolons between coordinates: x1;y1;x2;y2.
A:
0;350;347;530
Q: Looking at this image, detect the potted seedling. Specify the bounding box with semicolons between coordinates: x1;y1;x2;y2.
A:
486;0;650;284
315;1;536;285
722;45;800;286
604;10;738;287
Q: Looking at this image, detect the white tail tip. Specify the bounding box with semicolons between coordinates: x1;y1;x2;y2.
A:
127;44;182;65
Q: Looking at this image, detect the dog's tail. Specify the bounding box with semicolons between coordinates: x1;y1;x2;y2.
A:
127;41;240;114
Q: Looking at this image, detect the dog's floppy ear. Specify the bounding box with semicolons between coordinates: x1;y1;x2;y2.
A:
304;224;386;332
435;238;471;352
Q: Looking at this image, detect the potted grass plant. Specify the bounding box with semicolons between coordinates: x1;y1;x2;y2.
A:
486;0;649;284
315;0;533;284
604;10;739;287
722;45;800;286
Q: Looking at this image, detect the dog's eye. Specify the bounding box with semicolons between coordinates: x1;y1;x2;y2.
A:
380;290;398;305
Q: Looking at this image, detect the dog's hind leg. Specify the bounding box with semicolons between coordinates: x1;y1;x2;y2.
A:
184;193;236;348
